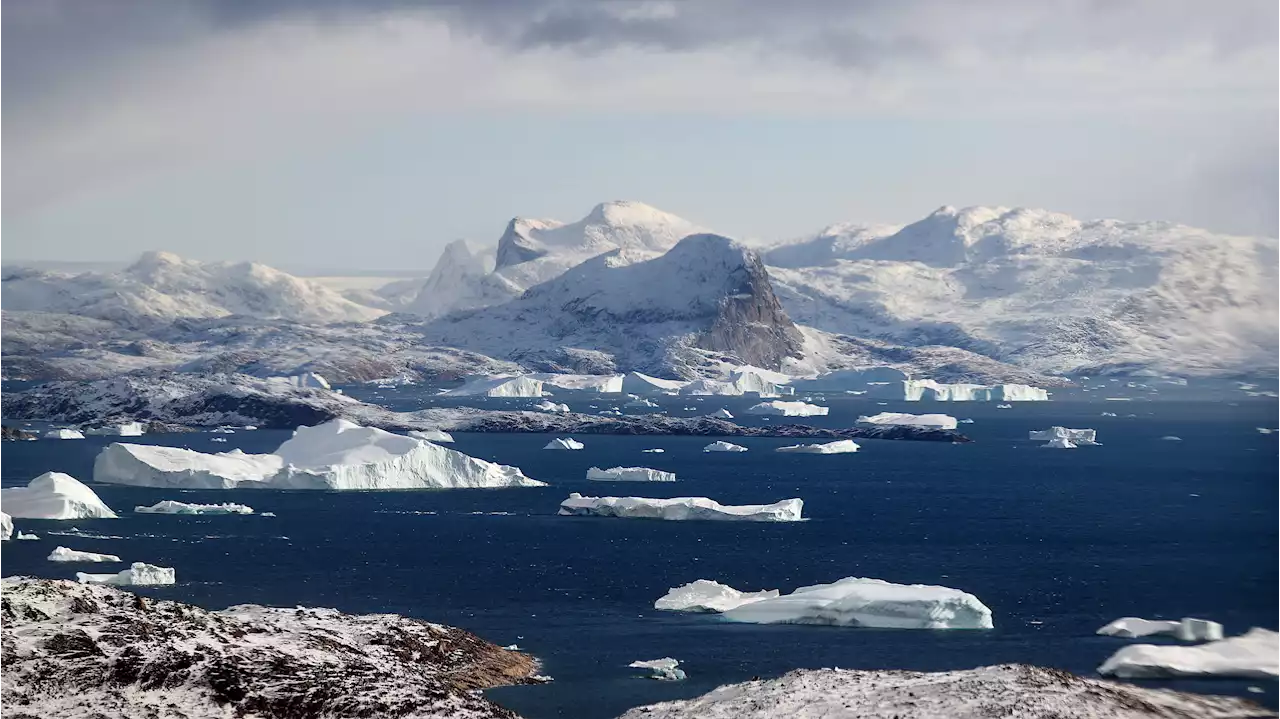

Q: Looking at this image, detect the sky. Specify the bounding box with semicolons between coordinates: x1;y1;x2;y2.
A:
3;0;1277;271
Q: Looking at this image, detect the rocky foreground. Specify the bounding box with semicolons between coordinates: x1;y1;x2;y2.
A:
1;578;538;719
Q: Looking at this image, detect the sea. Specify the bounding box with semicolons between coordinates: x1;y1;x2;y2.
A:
2;385;1277;718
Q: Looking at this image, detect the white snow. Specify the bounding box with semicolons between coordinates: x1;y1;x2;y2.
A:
1098;628;1279;679
48;546;122;563
267;372;331;390
586;466;677;482
94;444;286;489
44;428;85;440
721;577;994;630
703;441;748;453
442;374;545;398
630;658;686;681
559;493;803;522
654;579;780;613
745;401;829;417
775;440;860;454
76;562;176;586
543;438;585;450
533;400;572;413
856;412;957;430
622;372;690;395
528;373;624;394
1096;617;1182;639
135;500;255;515
1041;437;1077;449
408;429;455;443
707;408;734;419
84;421;146;437
1030;427;1099;445
1;512;12;540
1;472;118;520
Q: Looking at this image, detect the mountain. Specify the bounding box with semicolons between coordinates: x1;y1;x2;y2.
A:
419;233;806;377
767;206;1279;377
763;222;903;268
1;251;385;326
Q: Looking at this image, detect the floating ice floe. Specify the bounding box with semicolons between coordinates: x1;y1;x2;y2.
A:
84;422;146;437
1029;427;1098;446
95;445;285;489
135;500;255;515
1096;617;1183;639
559;493;803;522
630;658;686;681
775;440;859;454
533;401;572;413
856;412;957;430
586;466;676;482
544;438;585;450
43;429;85;440
77;562;176;586
210;427;236;434
1;512;12;541
654;580;780;613
1;473;118;520
641;448;665;453
707;409;734;419
48;546;122;563
1160;436;1183;441
745;401;829;417
703;441;747;453
1098;628;1278;679
720;577;994;630
1257;427;1274;434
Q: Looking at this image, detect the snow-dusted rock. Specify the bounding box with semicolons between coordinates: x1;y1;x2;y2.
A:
95;444;286;489
43;428;85;440
745;401;829;417
543;437;585;450
48;546;122;563
1;472;118;520
615;664;1271;719
1030;427;1098;445
559;493;803;522
84;421;146;437
776;439;860;454
408;429;455;443
630;658;686;681
586;466;676;482
77;562;176;586
532;400;572;413
135;500;255;515
654;580;780;613
703;441;748;453
1098;628;1279;679
721;577;993;630
707;408;734;419
1;512;12;541
442;374;544;398
856;412;958;430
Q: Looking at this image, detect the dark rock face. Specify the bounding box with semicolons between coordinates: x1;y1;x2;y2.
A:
2;425;37;441
696;250;805;371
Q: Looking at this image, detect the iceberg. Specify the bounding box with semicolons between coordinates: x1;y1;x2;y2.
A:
707;408;734;419
856;412;957;430
16;532;39;540
1029;427;1098;445
775;440;859;454
621;372;689;395
1098;628;1278;679
654;580;780;613
559;493;803;522
681;379;743;396
1040;437;1076;449
543;438;585;450
95;444;286;489
641;448;665;453
721;577;994;630
745;401;829;417
629;658;686;681
442;374;545;398
586;466;676;482
408;429;455;443
48;546;122;563
84;421;146;436
135;500;255;515
1097;617;1182;639
996;403;1013;408
44;428;85;440
1160;436;1183;441
703;441;747;453
624;397;660;408
1;473;118;520
77;562;176;586
1;512;12;541
881;380;1049;402
527;373;624;394
533;401;572;413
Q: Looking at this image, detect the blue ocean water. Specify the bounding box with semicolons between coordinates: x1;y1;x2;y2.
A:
2;394;1276;717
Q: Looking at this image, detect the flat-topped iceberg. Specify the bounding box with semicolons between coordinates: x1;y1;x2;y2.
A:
544;437;585;450
856;412;957;430
1;473;118;520
1098;628;1278;679
95;444;285;489
703;441;747;453
630;658;686;681
533;400;572;413
745;401;829;417
135;500;255;515
84;421;146;436
44;428;85;440
48;546;122;563
707;408;734;419
875;380;1049;402
586;466;676;482
442;374;544;398
77;562;176;586
776;440;859;454
559;493;803;522
655;580;780;613
527;373;624;394
408;429;455;443
721;577;994;629
1097;617;1224;642
1030;427;1098;445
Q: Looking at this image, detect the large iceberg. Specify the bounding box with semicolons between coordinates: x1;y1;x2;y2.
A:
776;440;859;454
586;466;676;482
876;380;1049;402
544;437;585;450
629;658;686;681
1098;628;1278;679
95;445;285;489
77;562;176;586
1029;427;1098;445
527;373;624;394
721;577;994;630
44;428;85;440
442;374;545;398
84;421;146;437
745;401;829;417
1;473;118;520
621;372;689;395
654;580;780;613
856;412;957;430
1098;617;1224;642
559;493;803;522
703;441;748;453
48;546;122;563
135;500;255;515
408;429;455;443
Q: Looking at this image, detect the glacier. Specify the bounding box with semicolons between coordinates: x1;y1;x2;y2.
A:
586;466;676;482
558;493;803;522
76;562;176;586
654;580;780;613
745;400;829;417
135;500;255;515
703;441;748;453
1098;628;1279;679
543;437;585;450
721;577;994;630
48;546;122;563
1;472;118;520
775;439;859;454
856;412;958;430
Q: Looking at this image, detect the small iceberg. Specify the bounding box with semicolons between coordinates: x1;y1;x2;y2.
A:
641;448;665;453
856;412;957;430
211;437;228;443
1030;427;1098;445
721;577;994;630
543;437;585;450
16;532;39;540
629;658;686;681
210;427;236;434
408;429;455;443
703;441;747;453
958;418;975;424
996;403;1013;409
775;440;859;454
533;401;572;414
0;472;118;520
745;401;829;417
84;421;146;436
586;466;676;482
77;562;176;586
1098;628;1278;679
135;500;255;515
1257;427;1274;434
559;493;803;522
1160;436;1183;441
43;429;85;440
1097;617;1183;639
654;579;780;613
48;546;122;563
624;398;660;409
707;409;734;419
1101;412;1118;417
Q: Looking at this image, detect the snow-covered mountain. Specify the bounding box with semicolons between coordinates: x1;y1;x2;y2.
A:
1;251;385;326
768;206;1279;377
763;222;903;268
